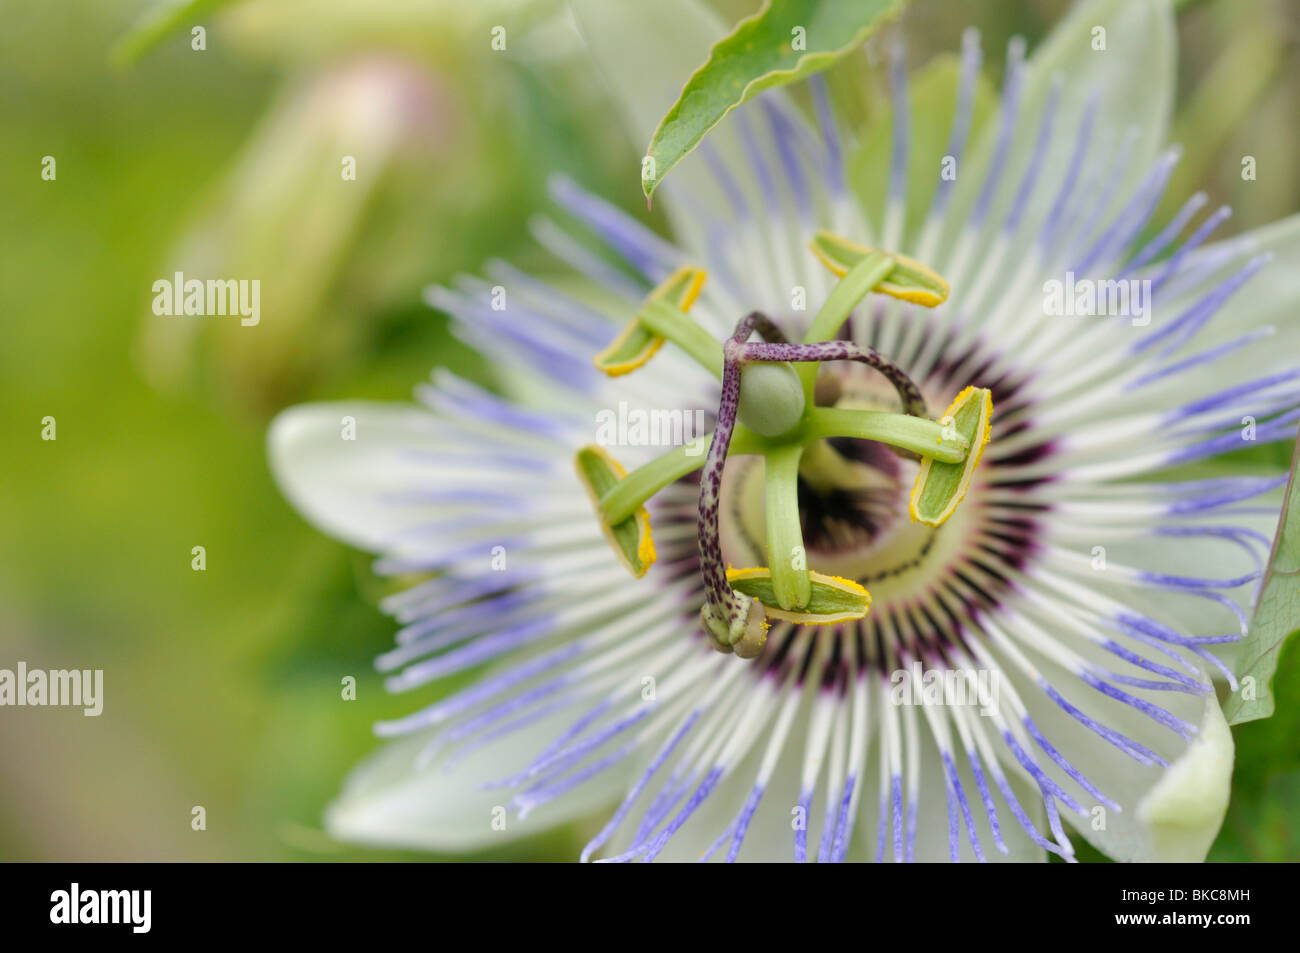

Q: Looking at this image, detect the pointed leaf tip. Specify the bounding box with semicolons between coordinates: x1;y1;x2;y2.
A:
641;0;906;200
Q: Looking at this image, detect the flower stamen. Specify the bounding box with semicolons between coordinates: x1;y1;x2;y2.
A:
593;265;712;377
574;445;656;577
579;246;990;656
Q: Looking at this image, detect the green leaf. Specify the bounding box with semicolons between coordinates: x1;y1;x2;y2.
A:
641;0;905;200
112;0;235;68
1224;433;1300;724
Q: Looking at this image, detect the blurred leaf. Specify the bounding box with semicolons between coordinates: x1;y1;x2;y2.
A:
1211;635;1300;860
640;0;905;200
112;0;236;68
139;57;448;416
1159;13;1282;224
1224;432;1300;724
216;0;568;66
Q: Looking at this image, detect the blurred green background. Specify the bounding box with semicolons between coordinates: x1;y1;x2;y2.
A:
0;0;1296;861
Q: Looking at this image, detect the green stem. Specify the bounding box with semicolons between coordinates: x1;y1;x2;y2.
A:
599;429;765;525
638;299;725;379
797;438;863;494
798;251;895;399
764;443;810;610
598;440;705;525
803;252;896;344
807;407;969;463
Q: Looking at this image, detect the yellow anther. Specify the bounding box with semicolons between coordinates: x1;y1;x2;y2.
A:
909;386;993;526
575;445;657;577
809;230;949;308
593;266;707;376
726;566;871;625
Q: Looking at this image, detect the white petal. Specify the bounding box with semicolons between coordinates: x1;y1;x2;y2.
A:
268;401;452;553
1151;212;1300;387
1166;213;1300;339
326;712;630;853
1136;697;1233;862
1039;213;1300;432
1004;637;1234;862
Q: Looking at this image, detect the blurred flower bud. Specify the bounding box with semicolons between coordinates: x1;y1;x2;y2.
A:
139;55;448;414
217;0;572;67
